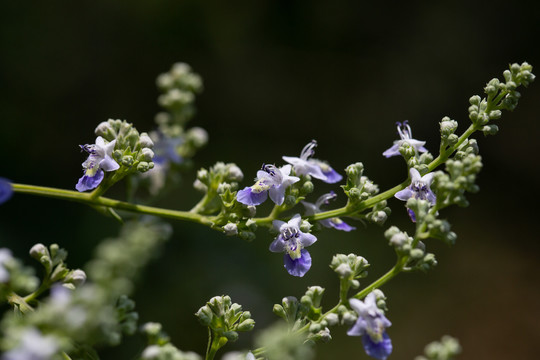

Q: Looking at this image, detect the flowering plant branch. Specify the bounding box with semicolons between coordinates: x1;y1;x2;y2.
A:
0;61;534;360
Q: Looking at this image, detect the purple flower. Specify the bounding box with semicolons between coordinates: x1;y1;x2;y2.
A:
76;136;119;192
301;192;355;231
269;214;317;277
0;177;14;204
383;121;427;158
283;140;342;183
237;164;299;206
395;168;436;222
348;292;392;360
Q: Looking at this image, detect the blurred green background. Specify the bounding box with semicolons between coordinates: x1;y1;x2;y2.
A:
1;1;539;359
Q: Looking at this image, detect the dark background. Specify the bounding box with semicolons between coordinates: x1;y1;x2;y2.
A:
1;1;539;359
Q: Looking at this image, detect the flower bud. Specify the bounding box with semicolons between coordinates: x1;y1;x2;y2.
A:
95;121;115;138
193;179;208;192
29;243;49;261
226;165;244;182
273;304;287;319
237;319;255;332
223;223;238;236
64;269;87;287
139;132;154;148
139;148;154;162
325;313;339;326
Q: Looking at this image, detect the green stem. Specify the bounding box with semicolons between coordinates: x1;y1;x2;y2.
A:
12;184;215;227
206;333;227;360
23;278;51;304
6;292;34;313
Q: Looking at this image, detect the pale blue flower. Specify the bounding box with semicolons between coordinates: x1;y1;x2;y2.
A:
383;121;427;158
301;192;355;231
237;164;299;206
348;293;392;360
151;131;183;165
283;140;342;183
395;168;436;222
269;214;317;277
0;177;13;204
76;136;119;192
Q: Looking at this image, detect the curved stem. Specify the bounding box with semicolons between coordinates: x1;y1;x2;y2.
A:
12;184;215;227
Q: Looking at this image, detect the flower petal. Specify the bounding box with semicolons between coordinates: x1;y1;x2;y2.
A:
382;143;400;158
283;249;312;277
76;170;104;192
99;156;120;172
395;188;413;201
268;185;286;205
329;219;356;232
321;167;342;183
361;332;392;360
269;236;286;252
237;187;268;206
409;167;421;181
0;177;14;205
299;232;317;248
347;318;366;337
288;214;302;228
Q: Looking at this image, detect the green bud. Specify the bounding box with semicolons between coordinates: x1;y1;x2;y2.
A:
482;124;499;136
469;95;481;105
239;231;255;242
224;331;239;342
137;162;150;172
301;295;312;307
29;243;49;261
301;181;314;194
410;248;424;259
273;304;287;319
309;323;321;333
347;187;362;201
237;319;255;332
300;220;312;233
195;305;213;326
122;155;134;167
284;195;296;206
325;313;339;326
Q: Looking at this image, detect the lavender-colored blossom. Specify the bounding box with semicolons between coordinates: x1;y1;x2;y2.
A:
348;292;392;360
395;168;436;222
237;164;299;206
301;192;355;232
0;248;13;283
2;328;59;360
269;214;317;277
0;177;13;205
76;136;119;192
152;132;183;165
383;121;427;158
283;140;342;183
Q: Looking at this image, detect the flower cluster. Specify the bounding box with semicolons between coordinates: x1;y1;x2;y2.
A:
237;141;341;207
